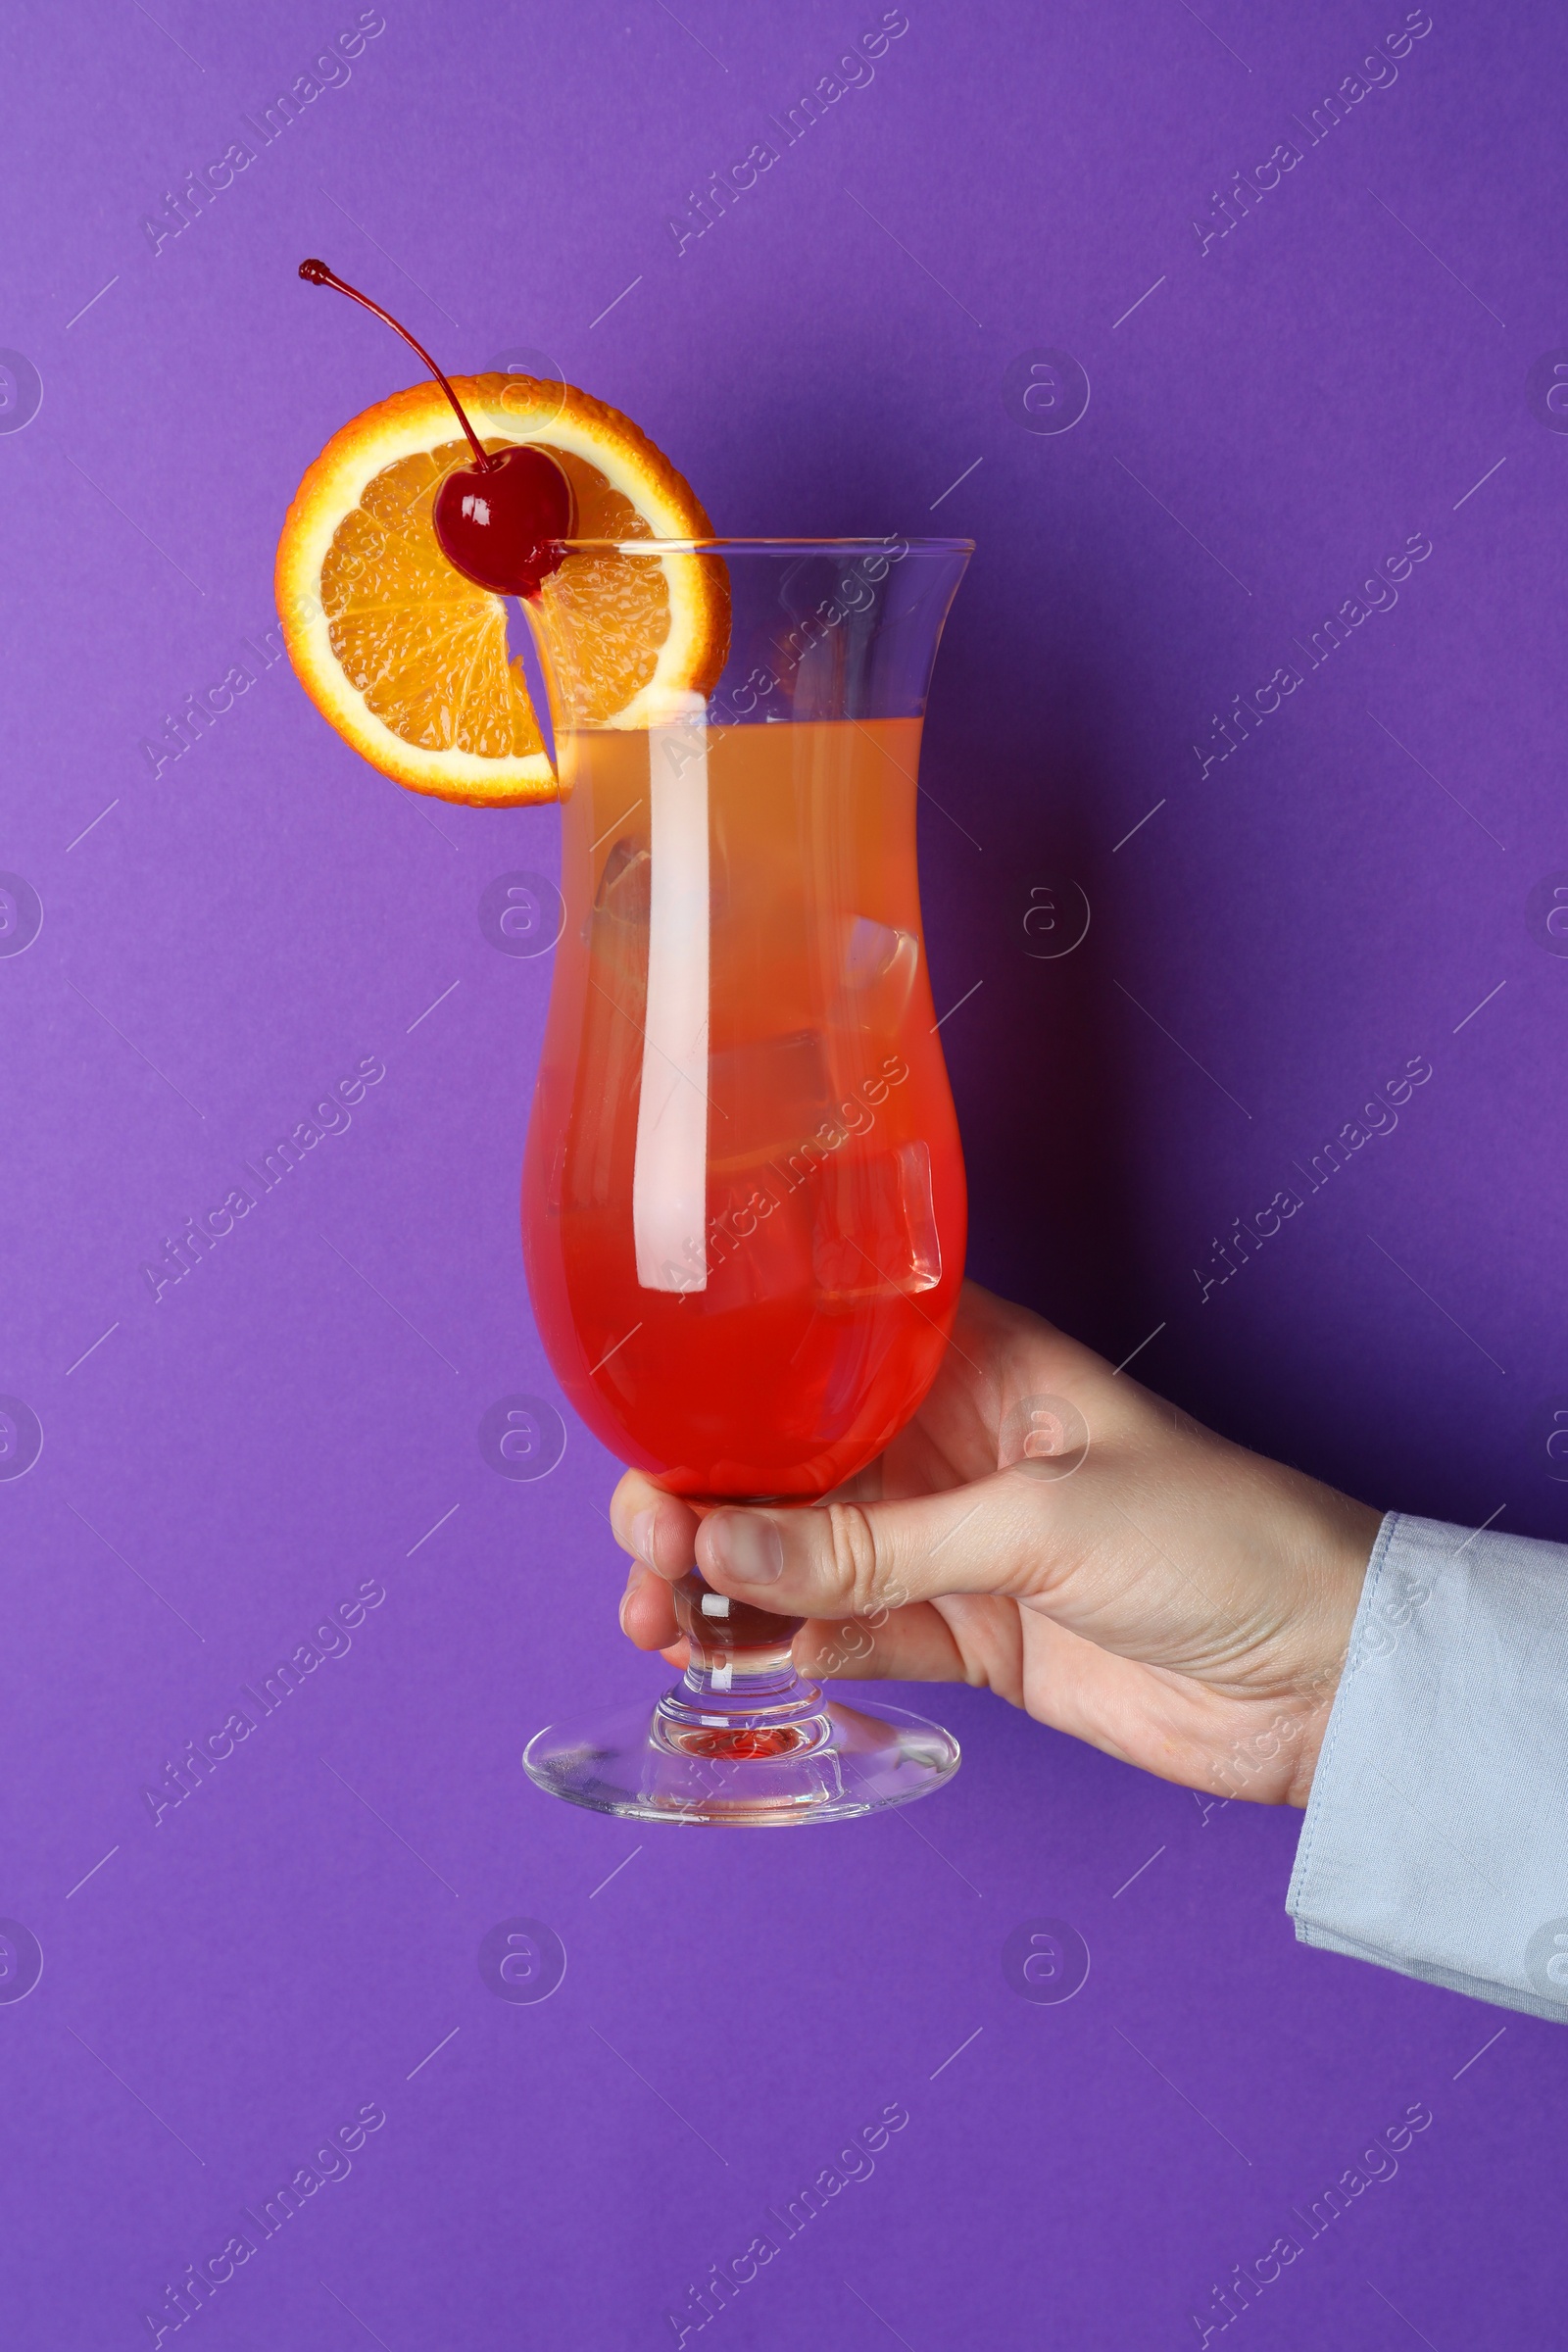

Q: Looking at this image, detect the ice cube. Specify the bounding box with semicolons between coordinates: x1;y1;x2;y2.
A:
834;915;918;1032
809;1140;943;1298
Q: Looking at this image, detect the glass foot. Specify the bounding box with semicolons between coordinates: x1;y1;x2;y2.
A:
523;1684;959;1824
524;1572;958;1824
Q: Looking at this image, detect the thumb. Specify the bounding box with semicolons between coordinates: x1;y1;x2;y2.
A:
696;1478;1049;1621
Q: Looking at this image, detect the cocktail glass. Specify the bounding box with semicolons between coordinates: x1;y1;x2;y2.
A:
518;537;972;1824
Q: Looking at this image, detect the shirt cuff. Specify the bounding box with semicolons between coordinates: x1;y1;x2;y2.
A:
1288;1509;1568;2022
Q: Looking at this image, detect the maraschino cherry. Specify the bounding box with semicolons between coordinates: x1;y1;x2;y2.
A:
298;259;573;599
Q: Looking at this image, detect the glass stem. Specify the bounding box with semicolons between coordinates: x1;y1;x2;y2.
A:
661;1574;820;1734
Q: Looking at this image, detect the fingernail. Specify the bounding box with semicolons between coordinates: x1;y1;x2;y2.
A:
708;1509;784;1584
618;1566;646;1634
629;1508;656;1565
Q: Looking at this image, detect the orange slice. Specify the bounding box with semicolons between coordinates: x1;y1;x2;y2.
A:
275;374;728;807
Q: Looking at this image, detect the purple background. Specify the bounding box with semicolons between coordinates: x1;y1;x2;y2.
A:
2;1;1564;2343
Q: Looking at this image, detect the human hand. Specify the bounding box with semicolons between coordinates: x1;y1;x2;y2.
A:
612;1282;1380;1807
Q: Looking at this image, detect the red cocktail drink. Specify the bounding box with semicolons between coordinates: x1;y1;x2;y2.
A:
523;714;965;1500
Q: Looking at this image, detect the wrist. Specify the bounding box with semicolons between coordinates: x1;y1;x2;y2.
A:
1281;1493;1382;1805
1283;1687;1339;1807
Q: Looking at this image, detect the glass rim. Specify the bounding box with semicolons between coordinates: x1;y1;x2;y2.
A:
538;535;976;557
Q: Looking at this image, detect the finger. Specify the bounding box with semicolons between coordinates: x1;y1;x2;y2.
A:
609;1471;700;1582
792;1588;1200;1780
879;1278;1122;1490
618;1560;681;1651
795;1590;1032;1698
821;1454;886;1506
694;1472;1056;1622
794;1601;970;1685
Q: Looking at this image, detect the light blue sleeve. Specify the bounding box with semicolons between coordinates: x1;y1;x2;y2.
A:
1288;1510;1568;2021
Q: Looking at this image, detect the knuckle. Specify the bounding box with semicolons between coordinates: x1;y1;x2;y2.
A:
822;1502;882;1613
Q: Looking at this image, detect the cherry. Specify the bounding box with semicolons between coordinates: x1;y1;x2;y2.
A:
429;443;572;598
298;259;573;599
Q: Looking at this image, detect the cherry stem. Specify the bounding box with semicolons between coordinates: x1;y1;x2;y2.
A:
298;258;497;472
